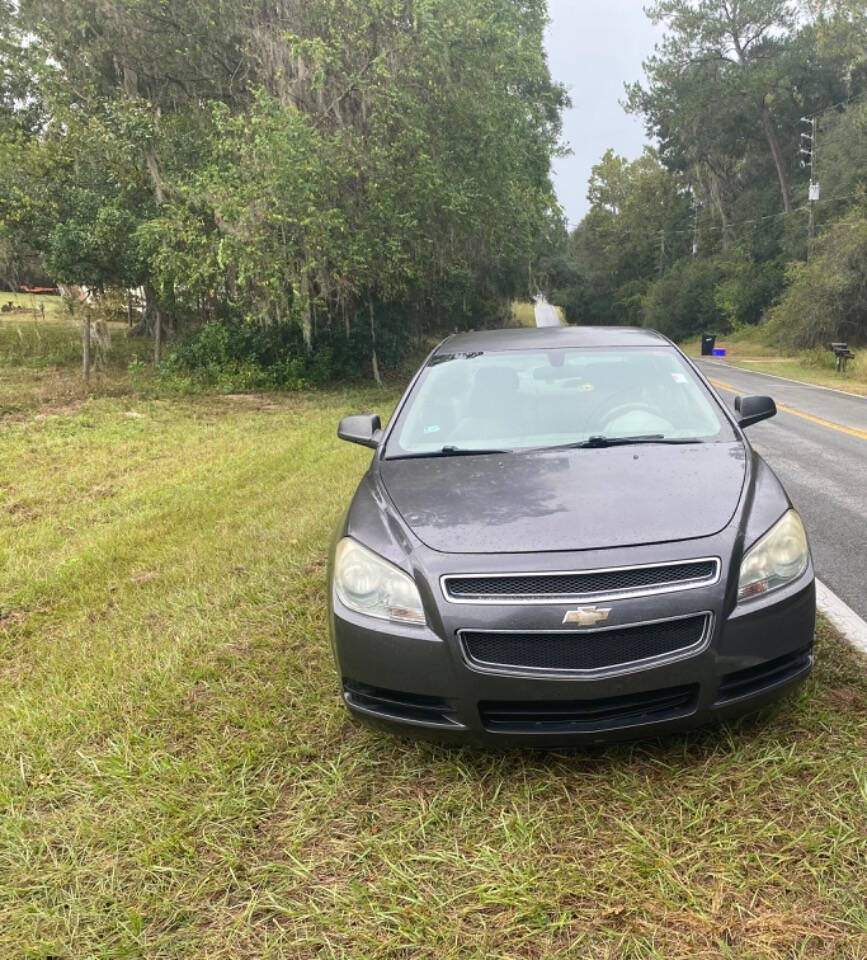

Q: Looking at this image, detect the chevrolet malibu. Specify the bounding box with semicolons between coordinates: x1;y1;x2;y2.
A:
328;326;815;744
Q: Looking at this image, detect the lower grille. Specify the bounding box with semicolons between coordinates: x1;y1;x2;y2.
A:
461;614;709;675
479;684;699;734
343;680;460;727
715;646;812;704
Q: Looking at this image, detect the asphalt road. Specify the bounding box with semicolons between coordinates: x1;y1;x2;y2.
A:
696;359;867;620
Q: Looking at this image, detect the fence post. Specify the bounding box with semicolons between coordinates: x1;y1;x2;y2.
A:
82;313;91;383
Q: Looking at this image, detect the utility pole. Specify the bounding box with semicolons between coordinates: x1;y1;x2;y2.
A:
800;116;820;256
691;196;700;258
658;229;665;276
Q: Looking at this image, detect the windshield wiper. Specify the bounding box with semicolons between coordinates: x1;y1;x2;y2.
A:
387;446;511;460
530;435;704;451
579;435;704;448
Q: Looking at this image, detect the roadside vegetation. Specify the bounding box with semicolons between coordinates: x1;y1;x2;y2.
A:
1;352;866;958
4;2;866;382
0;0;567;384
681;327;867;396
551;0;867;352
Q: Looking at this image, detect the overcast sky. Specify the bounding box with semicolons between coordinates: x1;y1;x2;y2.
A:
544;0;664;228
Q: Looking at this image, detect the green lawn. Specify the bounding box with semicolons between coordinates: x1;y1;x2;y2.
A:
1;365;866;959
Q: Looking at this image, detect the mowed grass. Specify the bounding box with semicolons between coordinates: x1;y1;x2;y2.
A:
1;371;866;959
681;329;867;396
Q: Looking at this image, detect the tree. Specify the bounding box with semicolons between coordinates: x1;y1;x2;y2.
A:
2;0;567;374
555;1;867;345
565;149;692;325
629;1;808;214
767;209;867;346
643;256;727;339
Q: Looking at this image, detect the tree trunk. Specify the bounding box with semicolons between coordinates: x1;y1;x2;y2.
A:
154;306;162;365
129;283;159;337
706;167;732;252
145;145;165;206
758;101;793;213
300;272;312;351
369;297;382;386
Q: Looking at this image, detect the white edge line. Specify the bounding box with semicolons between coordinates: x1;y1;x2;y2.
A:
815;578;867;656
697;358;867;401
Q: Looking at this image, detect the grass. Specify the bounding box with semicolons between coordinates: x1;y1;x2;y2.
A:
1;307;143;376
0;290;65;316
681;328;867;396
1;358;866;958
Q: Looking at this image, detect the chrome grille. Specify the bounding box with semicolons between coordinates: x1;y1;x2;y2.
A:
460;613;711;677
443;559;719;604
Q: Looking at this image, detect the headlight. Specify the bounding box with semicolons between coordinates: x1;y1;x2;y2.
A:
334;538;426;625
738;510;809;601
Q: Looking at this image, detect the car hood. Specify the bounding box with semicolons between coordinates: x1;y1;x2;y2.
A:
378;442;747;554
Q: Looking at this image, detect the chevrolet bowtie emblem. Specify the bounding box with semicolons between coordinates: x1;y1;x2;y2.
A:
562;607;612;627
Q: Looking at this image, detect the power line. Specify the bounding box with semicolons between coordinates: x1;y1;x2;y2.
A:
564;95;867;239
564;188;865;243
800;90;867;121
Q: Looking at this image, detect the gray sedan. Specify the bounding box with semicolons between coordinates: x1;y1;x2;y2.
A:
328;326;815;745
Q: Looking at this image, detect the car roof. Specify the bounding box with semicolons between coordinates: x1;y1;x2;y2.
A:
434;326;671;354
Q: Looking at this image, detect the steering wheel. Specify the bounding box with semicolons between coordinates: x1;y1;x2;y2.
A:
599;401;671;434
601;401;657;423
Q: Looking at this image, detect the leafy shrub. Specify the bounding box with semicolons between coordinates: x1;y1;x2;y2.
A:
161;320;316;389
713;254;785;329
159;307;417;389
642;258;727;341
766;212;867;348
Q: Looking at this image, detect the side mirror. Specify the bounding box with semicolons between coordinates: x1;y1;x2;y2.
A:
338;413;382;448
734;395;776;429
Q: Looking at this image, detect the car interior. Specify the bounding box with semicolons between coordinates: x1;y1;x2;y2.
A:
395;349;725;452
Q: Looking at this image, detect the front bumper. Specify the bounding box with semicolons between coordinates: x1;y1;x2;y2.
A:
329;574;816;746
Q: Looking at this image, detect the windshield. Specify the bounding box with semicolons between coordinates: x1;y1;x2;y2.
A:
385;346;734;458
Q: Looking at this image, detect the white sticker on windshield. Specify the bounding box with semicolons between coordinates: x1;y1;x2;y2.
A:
671;373;688;383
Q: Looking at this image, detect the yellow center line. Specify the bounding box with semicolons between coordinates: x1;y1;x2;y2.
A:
708;377;867;442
